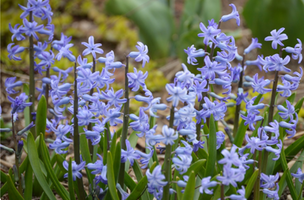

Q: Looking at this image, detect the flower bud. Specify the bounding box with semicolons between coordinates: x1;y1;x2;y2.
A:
17;140;24;156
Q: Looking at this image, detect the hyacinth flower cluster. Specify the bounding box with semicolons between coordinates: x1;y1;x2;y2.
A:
2;1;304;200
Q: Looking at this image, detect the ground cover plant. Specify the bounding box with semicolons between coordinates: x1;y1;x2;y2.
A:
1;0;304;200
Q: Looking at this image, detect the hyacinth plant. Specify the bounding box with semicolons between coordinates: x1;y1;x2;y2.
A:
1;1;304;200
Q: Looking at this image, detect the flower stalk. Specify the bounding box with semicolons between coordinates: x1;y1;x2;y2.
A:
29;11;36;137
233;54;245;137
221;184;224;200
73;62;86;200
162;105;175;200
12;115;22;195
119;56;130;188
88;56;96;156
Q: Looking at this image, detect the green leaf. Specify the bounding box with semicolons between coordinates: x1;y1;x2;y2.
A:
80;134;94;185
35;95;47;137
295;97;304;114
295;162;303;198
279;142;298;200
126;162;156;200
182;171;196;200
279;150;304;196
113;141;121;183
245;169;259;199
0;170;7;183
274;134;304;173
110;130;117;157
175;176;183;200
27;132;56;200
243;0;304;55
105;0;174;58
103;134;108;166
124;172;137;191
55;154;67;174
132;160;143;182
39;133;69;200
0;182;8;198
205;115;216;177
6;174;24;200
184;159;206;177
126;176;148;200
107;151;119;200
278;169;288;196
196;148;208;160
234;94;263;147
68;158;76;200
24;161;33;200
131;160;151;200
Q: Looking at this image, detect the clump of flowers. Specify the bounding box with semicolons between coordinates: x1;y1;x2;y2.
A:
1;1;303;200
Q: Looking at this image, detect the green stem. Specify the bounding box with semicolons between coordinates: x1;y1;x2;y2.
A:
73;62;86;200
162;105;175;200
29;11;36;137
118;56;130;188
12;116;22;196
88;56;96;156
233;54;245;137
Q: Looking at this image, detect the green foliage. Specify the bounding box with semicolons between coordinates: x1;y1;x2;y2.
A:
177;0;221;65
182;171;196;200
68;158;76;200
36;96;47;137
105;0;221;59
39;133;70;199
205;114;217;177
107;151;120;200
27;133;57;200
126;162;157;200
234;94;263;147
245;169;259;199
79;134;94;185
243;0;304;55
105;0;174;59
6;174;24;200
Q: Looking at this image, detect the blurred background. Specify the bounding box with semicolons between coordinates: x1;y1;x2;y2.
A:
1;0;304;141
